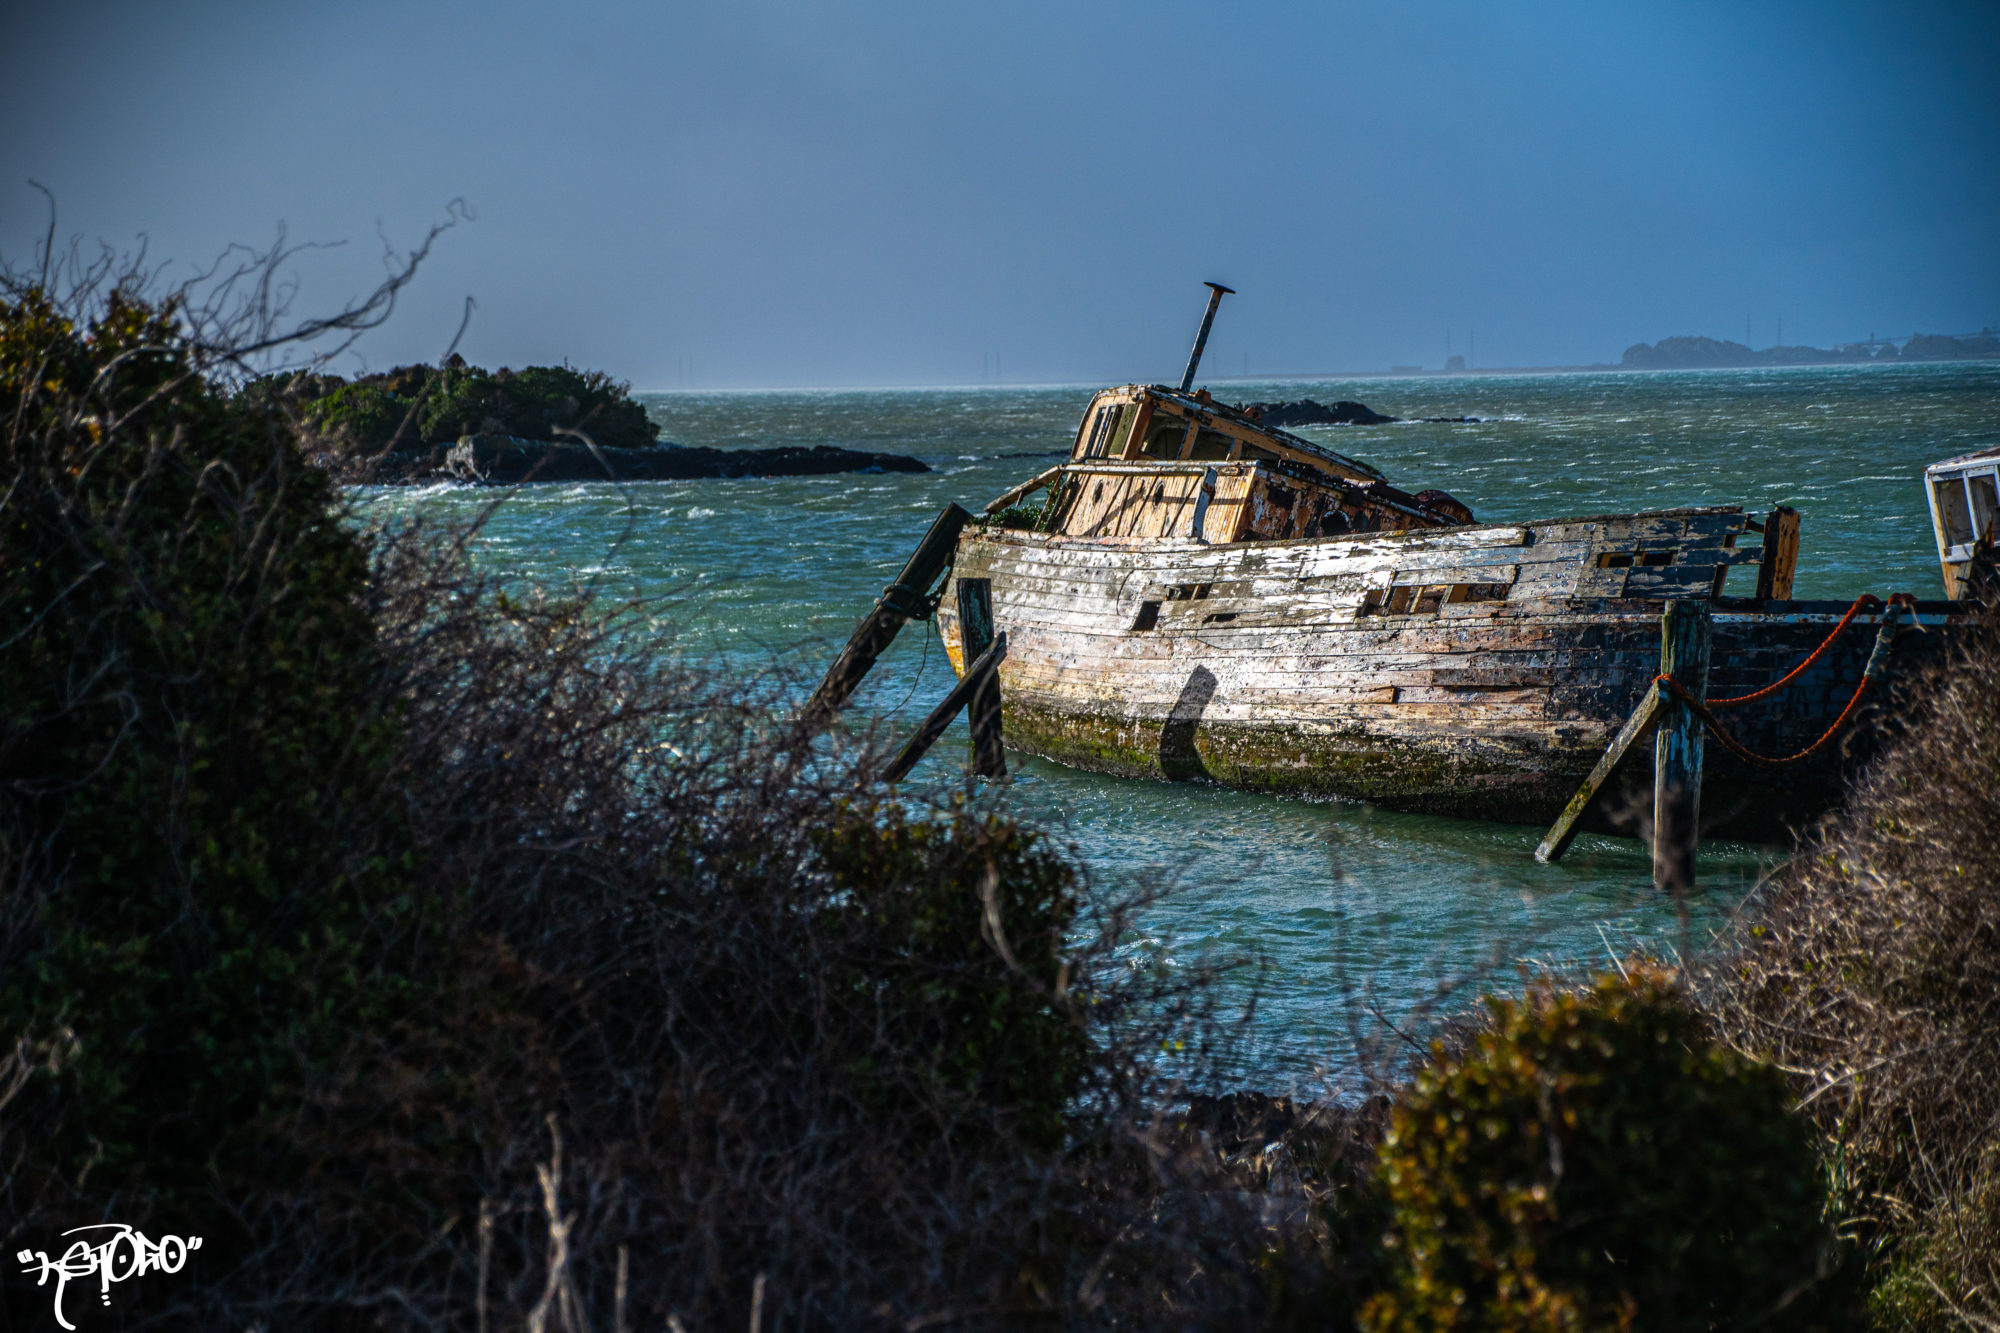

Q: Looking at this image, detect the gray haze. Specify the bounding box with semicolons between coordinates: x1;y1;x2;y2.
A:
4;0;1995;388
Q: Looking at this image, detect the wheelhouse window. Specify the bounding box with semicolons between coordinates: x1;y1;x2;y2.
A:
1138;417;1188;459
1935;476;1975;546
1970;474;1998;543
1076;402;1130;459
1182;427;1236;460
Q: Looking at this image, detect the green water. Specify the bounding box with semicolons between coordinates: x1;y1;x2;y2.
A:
359;361;2000;1086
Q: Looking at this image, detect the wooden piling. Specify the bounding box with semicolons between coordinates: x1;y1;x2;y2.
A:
884;634;1008;783
957;578;1007;777
803;503;972;730
1755;506;1799;601
1653;600;1712;893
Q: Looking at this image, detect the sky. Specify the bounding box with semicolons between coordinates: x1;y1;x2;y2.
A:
3;0;1996;388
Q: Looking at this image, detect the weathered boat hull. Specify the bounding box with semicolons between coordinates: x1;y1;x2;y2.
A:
936;514;1959;843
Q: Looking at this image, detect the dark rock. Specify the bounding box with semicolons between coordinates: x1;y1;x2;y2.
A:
332;434;930;484
1245;398;1399;427
1176;1090;1393;1185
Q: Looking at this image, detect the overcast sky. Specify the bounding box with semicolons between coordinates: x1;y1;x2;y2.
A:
4;0;1996;388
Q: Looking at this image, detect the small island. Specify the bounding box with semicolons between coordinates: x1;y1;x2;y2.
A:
257;355;928;483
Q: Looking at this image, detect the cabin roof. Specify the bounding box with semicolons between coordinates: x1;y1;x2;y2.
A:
1926;445;2000;475
1111;383;1388;482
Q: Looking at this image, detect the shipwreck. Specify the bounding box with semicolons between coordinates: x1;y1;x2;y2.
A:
810;285;1973;879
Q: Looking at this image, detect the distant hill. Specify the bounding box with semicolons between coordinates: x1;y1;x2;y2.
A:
1620;331;1999;370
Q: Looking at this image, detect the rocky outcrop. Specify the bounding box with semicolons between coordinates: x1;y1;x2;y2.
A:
1242;399;1482;427
322;434;930;484
1245;399;1398;426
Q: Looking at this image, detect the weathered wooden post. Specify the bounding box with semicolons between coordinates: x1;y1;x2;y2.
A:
1755;506;1800;601
1653;600;1713;893
883;634;1008;783
803;503;972;730
957;578;1006;777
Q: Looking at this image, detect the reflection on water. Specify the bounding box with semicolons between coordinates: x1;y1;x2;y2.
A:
355;361;1999;1083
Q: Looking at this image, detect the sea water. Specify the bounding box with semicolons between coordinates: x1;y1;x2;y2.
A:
359;361;2000;1086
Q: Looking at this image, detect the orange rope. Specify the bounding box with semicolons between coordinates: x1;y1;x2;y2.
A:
1705;593;1881;708
1655;594;1915;767
1657;672;1875;770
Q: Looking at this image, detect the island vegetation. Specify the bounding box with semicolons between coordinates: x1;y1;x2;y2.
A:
1621;330;2000;370
271;354;667;453
255;354;928;484
2;243;1995;1330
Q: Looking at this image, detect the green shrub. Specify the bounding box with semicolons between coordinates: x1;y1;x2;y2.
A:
813;807;1087;1146
987;503;1047;530
306;378;413;449
1363;964;1848;1332
0;282;419;1199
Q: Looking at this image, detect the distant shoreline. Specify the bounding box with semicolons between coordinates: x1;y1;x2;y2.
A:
634;356;2000;396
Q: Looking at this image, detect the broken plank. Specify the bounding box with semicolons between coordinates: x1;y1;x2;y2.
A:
1534;683;1665;863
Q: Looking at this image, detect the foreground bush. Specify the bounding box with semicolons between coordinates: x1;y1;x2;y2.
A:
1705;595;2000;1328
5;243;1908;1331
1363;964;1847;1331
0;254;1307;1330
0;282;409;1195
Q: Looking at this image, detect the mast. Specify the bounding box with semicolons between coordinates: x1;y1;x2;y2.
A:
1178;282;1235;392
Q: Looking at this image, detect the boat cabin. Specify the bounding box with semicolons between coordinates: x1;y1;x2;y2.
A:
1925;447;2000;599
996;383;1471;544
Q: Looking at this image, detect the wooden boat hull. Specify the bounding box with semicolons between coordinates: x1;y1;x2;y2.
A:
936;516;1959;843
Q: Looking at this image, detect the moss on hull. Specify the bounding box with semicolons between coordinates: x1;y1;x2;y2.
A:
1002;696;1578;821
1000;695;1847;840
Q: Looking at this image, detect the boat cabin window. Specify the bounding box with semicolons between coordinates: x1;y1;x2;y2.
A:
1935;476;1975;545
1137;418;1188;459
1076;404;1130;459
1970;474;1998;543
1182;427;1236;461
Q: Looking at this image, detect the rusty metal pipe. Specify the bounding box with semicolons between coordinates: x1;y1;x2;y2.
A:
1178;282;1235;393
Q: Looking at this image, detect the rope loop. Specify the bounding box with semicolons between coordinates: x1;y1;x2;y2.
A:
1655;597;1911;769
1706;593;1881;708
876;582;934;621
877;557;956;621
1655;673;1872;770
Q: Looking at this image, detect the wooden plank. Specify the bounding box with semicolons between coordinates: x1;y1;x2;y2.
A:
1653;601;1712;892
805;503;972;728
1756;506;1800;600
1391;564;1521;587
1534;685;1663;862
885;633;1009;783
983;465;1065;515
1117;398;1155;461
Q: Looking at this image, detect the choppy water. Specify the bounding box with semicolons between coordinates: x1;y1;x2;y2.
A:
358;361;2000;1087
